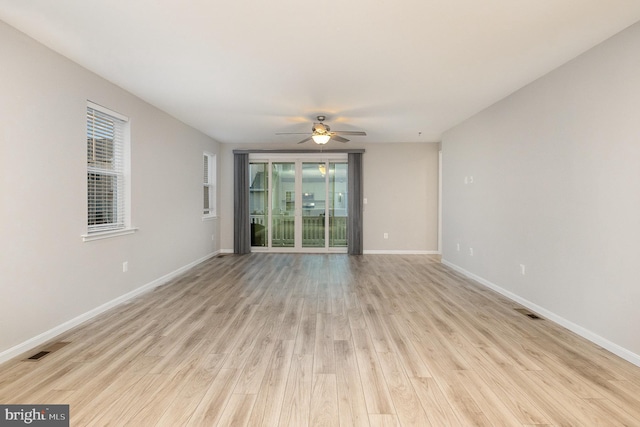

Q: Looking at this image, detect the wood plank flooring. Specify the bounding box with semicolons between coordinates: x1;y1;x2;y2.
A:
2;253;640;426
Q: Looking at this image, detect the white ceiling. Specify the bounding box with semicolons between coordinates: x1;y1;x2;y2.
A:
2;1;640;144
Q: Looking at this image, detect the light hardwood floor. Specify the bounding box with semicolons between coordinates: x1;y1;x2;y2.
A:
2;254;640;426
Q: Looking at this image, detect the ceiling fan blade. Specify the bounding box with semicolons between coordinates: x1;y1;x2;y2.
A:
331;130;367;136
275;132;312;135
332;135;350;143
297;136;313;144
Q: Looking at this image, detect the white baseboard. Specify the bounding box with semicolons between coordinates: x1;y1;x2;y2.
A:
364;250;441;255
223;249;441;256
0;251;219;365
442;259;640;368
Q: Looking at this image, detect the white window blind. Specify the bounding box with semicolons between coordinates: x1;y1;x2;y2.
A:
87;104;128;233
203;153;216;217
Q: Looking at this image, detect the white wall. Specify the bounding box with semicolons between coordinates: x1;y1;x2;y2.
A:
442;22;640;364
0;21;220;360
362;143;439;252
219;142;440;253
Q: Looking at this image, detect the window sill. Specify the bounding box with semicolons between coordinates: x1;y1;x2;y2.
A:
202;215;218;221
82;227;138;242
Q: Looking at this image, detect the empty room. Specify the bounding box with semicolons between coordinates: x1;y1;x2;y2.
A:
1;1;640;426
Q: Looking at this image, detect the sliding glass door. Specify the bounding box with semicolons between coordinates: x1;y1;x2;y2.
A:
271;162;295;247
249;163;268;247
329;162;348;248
249;155;348;253
302;162;326;248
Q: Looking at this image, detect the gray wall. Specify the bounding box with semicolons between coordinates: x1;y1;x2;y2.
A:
219;142;440;253
0;21;220;360
442;22;640;364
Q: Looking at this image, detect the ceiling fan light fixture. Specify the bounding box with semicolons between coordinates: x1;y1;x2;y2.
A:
312;134;331;144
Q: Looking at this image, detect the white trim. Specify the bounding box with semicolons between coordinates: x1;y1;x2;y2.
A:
203;152;217;218
86;102;131;235
0;251;219;364
438;150;442;254
230;248;438;255
364;250;441;255
82;227;138;242
236;249;437;255
250;247;271;253
202;215;218;221
441;259;640;368
87;100;129;122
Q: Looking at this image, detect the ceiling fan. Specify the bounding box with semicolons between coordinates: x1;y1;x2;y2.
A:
276;115;367;145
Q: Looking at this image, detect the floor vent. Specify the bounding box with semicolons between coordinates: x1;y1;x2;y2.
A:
25;342;70;362
515;308;542;320
27;351;50;361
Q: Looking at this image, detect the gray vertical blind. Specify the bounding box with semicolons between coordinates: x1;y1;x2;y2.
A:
348;152;364;255
234;152;251;254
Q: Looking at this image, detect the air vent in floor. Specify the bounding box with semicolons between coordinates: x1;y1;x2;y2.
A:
515;308;542;319
24;342;70;361
27;351;50;361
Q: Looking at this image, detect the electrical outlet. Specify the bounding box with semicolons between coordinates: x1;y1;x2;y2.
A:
122;261;128;273
469;248;474;256
520;264;526;275
383;233;389;239
456;243;460;251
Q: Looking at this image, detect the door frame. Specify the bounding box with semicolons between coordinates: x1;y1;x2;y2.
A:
249;153;348;253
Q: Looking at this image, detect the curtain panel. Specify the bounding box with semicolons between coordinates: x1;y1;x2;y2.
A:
233;152;251;254
347;152;363;255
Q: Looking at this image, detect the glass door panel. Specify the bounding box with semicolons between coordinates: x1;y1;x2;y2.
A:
249;155;349;252
302;162;326;248
329;162;348;247
271;162;295;247
249;162;268;247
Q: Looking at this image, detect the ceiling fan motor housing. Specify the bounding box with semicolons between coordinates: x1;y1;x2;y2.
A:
312;123;330;134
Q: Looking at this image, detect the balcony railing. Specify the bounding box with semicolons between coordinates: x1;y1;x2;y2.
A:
250;215;347;247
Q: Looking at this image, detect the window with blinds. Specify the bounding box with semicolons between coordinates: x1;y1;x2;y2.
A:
203;152;216;217
87;103;129;233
